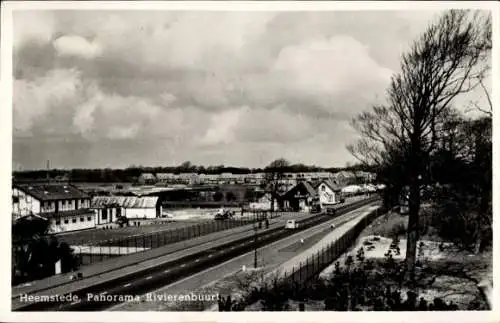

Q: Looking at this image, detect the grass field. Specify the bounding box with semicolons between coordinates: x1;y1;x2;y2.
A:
57;219;245;245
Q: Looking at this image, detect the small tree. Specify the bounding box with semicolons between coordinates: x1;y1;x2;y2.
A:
263;158;290;212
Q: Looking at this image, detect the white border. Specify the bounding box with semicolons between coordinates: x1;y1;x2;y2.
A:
1;1;499;322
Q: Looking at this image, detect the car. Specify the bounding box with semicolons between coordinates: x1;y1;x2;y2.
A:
214;210;234;220
285;219;299;229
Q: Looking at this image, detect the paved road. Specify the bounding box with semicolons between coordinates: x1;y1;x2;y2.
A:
111;203;378;311
12;196;378;311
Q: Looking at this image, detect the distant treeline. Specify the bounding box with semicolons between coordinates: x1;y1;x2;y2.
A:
12;161;374;183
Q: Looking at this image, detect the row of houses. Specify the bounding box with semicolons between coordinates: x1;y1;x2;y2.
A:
139;171;375;186
12;184;163;234
253;180;384;212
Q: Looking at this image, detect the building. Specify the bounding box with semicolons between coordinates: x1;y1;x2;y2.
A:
138;173;156;185
279;181;318;212
178;173;200;185
314;179;342;206
199;174;219;185
91;196;162;219
155;173;176;185
90;198;124;225
12;184;95;233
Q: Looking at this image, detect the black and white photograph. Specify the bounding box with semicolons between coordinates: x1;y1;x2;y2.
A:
2;0;498;319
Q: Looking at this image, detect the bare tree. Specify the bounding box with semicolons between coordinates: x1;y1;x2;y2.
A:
348;10;491;283
263;158;290;212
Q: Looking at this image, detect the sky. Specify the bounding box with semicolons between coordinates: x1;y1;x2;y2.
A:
12;9;492;171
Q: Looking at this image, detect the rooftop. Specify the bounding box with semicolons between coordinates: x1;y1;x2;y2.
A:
14;184;90;201
91;196;159;209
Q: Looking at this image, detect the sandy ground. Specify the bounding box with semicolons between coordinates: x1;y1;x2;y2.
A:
318;234;492;309
319;235;455;278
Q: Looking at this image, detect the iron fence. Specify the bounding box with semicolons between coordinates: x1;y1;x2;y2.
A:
75;210;286;266
13;196;380;270
282;205;386;287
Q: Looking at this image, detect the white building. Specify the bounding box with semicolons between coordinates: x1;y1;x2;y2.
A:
138;173;156;185
12;184;96;233
91;196;162;219
155;173;177;185
315;179;342;206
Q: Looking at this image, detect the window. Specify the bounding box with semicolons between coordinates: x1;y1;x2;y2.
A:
12;196;19;204
80;217;84;222
87;216;92;221
64;219;69;224
72;218;77;223
55;220;61;225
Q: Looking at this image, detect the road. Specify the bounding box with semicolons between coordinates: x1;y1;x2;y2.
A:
12;197;378;311
111;203;379;311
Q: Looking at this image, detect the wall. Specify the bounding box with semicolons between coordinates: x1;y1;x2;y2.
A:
48;211;96;233
318;184;339;205
12;187;41;218
123;207;157;219
94;207;123;224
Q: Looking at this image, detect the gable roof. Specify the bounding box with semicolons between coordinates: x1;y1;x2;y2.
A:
303;181;318;196
314;179;341;192
14;184;89;201
282;181;318;199
91;196;159;208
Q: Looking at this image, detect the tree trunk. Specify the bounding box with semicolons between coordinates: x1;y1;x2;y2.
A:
405;131;422;283
474;230;481;254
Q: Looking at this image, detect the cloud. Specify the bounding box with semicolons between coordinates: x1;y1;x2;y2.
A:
14;68;83;135
273;35;393;96
13;10;461;169
200;108;243;145
13;11;56;49
53;35;103;59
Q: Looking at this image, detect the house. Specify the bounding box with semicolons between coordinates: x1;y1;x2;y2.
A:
178;173;200;185
138;173;156;185
91;195;162;219
219;173;237;184
280;181;318;212
12;184;95;233
156;173;177;185
249;192;279;211
90;199;124;225
198;174;219;185
314;179;342;206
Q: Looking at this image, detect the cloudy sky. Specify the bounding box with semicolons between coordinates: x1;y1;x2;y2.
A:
12;9;491;170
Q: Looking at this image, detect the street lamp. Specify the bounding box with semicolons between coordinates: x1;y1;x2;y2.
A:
253;212;259;268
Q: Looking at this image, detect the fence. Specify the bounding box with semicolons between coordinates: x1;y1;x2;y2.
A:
282;205;387;287
13;196;380;272
73;196;380;266
75;210;287;266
